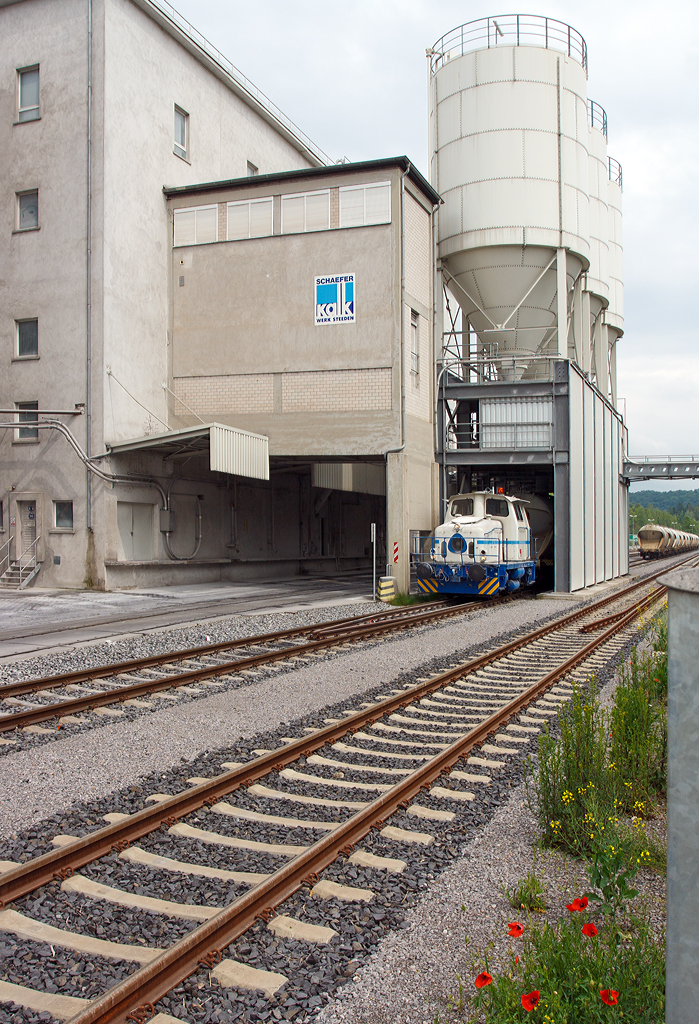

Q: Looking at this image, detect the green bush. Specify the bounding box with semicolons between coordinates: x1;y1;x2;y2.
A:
470;911;665;1023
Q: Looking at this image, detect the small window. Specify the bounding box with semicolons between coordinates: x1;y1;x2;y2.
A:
281;190;330;234
514;503;525;521
227;198;273;240
173;205;218;246
54;500;73;529
339;181;391;228
486;498;510;517
18;66;40;122
17;190;39;230
16;400;38;440
246;161;258;177
16;319;38;357
450;498;474;517
174;106;188;159
410;309;420;376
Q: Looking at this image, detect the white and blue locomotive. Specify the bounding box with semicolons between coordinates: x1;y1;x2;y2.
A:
415;491;536;598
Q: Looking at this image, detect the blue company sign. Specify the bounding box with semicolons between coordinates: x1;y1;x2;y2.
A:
315;274;355;325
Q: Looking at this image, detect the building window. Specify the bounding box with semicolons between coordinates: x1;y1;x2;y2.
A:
54;500;73;529
16;190;39;230
246;161;258;177
410;309;420;378
174;106;188;160
227;198;273;240
16;401;39;441
173;205;218;246
281;190;330;234
16;319;38;357
17;66;40;122
339;181;391;228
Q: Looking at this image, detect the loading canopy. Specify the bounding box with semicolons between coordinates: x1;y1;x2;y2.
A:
106;423;269;481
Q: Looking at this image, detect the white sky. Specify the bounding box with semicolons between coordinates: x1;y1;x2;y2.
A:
175;0;699;479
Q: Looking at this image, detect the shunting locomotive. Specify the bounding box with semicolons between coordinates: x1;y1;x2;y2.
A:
415;490;537;598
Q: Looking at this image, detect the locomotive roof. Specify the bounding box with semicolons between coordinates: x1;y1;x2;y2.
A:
450;491;529;503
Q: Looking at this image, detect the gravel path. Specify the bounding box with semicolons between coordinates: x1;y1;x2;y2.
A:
0;597;564;842
315;639;667;1024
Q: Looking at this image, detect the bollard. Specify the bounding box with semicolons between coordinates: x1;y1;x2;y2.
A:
377;576;396;603
661;567;699;1024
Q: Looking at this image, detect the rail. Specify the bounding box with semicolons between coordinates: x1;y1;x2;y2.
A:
587;99;608;140
143;0;332;167
429;15;587;77
0;536;10;578
608;156;623;189
438;352;556;384
446;420;553;452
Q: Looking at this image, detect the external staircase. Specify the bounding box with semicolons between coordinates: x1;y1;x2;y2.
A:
0;537;41;590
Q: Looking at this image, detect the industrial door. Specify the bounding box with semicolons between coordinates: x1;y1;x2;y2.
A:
117;502;154;561
17;501;37;564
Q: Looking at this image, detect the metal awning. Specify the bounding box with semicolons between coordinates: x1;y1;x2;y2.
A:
106;423;269;480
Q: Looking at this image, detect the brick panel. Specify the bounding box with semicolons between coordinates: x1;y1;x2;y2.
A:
281;368;392;412
172;374;274;415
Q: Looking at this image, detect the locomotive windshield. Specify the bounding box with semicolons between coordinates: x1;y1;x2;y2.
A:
450;498;474;516
486;498;510;517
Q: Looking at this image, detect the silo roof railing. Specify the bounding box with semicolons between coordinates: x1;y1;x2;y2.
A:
587;99;608;140
608;157;623;190
429;14;587;77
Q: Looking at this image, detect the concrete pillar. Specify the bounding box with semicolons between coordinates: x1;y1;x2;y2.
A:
662;567;699;1024
581;289;591;375
595;321;609;397
386;451;410;593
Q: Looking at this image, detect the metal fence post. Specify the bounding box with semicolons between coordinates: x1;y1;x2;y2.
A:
371;523;376;600
661;567;699;1024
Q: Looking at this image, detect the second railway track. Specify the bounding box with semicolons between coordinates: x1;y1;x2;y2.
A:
0;560;684;1024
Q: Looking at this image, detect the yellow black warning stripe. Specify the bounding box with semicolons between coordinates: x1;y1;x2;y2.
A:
417;579;439;594
478;576;500;596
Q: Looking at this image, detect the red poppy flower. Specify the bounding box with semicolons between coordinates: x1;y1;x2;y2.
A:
566;897;589;912
521;991;540;1012
474;972;493;989
508;922;524;937
582;923;598;937
515;955;519;964
600;989;619;1005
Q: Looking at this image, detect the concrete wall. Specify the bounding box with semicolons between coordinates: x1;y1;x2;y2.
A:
0;0;319;588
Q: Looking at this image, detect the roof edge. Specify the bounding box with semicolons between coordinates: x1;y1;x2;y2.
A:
163;156;442;206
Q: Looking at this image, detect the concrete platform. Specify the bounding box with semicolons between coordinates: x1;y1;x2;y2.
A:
0;572;373;661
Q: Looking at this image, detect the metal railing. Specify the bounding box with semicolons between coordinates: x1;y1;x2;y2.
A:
587;99;608;140
608;156;623;189
144;0;332;167
16;535;40;588
446;421;553;451
439;353;557;384
430;15;587;76
0;537;10;578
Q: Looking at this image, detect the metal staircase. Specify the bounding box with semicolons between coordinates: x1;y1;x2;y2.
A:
0;536;41;590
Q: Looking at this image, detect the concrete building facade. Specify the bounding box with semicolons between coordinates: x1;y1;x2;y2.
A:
0;0;438;592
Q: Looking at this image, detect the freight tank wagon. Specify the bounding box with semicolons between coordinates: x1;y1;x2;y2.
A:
416;491;536;597
638;524;699;559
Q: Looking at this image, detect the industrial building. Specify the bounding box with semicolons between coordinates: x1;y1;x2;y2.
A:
0;4;628;594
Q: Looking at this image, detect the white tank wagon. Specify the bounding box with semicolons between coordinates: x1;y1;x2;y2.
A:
415;491;540;597
637;524;699;559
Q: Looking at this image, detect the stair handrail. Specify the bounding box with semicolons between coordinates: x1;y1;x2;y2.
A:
17;534;40;576
0;536;10;577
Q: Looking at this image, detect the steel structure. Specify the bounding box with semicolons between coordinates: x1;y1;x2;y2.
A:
430;14;628;591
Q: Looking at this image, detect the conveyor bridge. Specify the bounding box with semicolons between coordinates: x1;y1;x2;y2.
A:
624;457;699;482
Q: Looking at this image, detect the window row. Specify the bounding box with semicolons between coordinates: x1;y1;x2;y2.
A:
0;500;73;531
173;181;391;247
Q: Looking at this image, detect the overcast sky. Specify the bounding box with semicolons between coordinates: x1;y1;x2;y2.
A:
175;0;698;485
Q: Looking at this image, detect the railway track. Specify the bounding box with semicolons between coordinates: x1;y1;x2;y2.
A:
0;561;682;1024
0;553;688;740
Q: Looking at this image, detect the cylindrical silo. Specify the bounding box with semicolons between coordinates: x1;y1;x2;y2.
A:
429;15;592;369
606;157;624;400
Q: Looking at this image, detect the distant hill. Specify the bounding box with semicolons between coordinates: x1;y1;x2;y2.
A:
629;490;699;512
